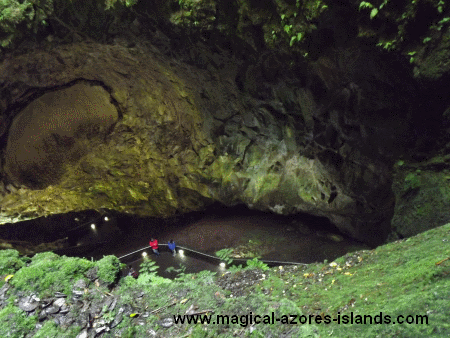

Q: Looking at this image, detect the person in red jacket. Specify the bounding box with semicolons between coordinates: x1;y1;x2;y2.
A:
149;237;160;256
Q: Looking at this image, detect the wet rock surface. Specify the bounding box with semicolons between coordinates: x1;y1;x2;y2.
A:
0;38;403;246
0;0;450;255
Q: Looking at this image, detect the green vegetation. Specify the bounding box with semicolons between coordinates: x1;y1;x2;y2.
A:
32;321;80;338
4;252;125;297
0;303;38;337
0;0;137;49
215;248;234;265
1;223;450;336
166;262;188;279
0;249;29;276
356;0;450;54
137;258;171;285
245;257;269;271
359;0;389;20
0;0;51;47
97;255;123;285
10;252;94;296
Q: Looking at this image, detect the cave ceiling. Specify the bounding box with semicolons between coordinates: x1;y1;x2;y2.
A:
0;0;450;246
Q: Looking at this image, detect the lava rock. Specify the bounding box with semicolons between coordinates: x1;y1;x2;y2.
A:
18;295;40;312
108;297;118;312
95;326;108;334
159;317;174;328
45;305;60;315
75;329;88;338
54;297;66;308
72;290;84;299
0;283;10;300
110;312;123;329
74;279;88;290
85;267;98;281
38;309;47;321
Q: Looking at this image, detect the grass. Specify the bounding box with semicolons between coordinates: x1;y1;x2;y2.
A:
0;223;449;337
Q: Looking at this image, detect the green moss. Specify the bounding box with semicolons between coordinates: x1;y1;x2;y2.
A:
0;303;37;338
0;249;29;276
32;321;81;338
11;253;94;297
0;224;450;336
96;255;122;285
392;159;450;237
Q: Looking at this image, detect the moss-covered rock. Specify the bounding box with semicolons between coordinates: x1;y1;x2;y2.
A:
0;223;449;337
390;156;450;240
0;249;29;276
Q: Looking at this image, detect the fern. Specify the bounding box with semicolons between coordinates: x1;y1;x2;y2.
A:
359;1;373;10
246;258;269;271
166;263;187;279
215;248;234;265
139;259;158;276
227;264;244;273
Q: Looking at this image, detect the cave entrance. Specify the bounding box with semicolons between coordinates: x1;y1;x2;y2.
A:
74;202;367;265
153;203;369;264
0;203;369;277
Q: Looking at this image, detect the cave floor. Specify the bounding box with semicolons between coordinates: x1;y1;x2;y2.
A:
0;207;369;278
74;208;369;278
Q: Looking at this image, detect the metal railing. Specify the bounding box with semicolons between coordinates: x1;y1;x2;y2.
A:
118;244;308;267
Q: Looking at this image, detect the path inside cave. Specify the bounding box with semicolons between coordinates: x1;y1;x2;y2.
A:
73;205;369;278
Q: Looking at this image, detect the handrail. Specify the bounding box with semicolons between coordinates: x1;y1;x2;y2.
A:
118;244;308;267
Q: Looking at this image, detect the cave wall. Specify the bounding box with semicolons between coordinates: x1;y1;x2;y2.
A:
0;0;450;245
4;83;118;188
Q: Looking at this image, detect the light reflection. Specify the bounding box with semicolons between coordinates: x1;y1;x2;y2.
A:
90;223;96;230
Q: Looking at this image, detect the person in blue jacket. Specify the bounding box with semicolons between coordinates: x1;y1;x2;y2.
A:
168;239;177;256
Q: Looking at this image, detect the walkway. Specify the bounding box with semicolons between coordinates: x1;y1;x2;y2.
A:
118;244;307;279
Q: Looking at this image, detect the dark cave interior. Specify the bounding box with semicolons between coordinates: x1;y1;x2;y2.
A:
0;202;369;266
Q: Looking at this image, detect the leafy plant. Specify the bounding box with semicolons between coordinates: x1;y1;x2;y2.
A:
290;32;303;46
139;258;159;276
166;263;187;279
359;0;387;20
437;0;445;13
102;310;116;324
104;0;137;10
137;259;171;285
195;270;217;285
215;248;234;265
376;40;395;50
407;51;416;63
227;264;244;273
96;255;121;285
246;257;269;271
359;1;373;10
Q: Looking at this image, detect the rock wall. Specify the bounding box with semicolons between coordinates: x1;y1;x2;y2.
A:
0;40;393;246
0;0;450;246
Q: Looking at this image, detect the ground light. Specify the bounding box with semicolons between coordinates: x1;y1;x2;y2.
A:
179;249;184;256
142;251;148;257
104;216;109;221
219;262;226;268
90;224;96;230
